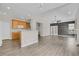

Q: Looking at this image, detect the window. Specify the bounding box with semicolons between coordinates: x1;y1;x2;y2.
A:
68;24;74;30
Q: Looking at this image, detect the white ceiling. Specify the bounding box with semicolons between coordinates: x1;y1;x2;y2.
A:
41;3;79;23
56;3;79;18
0;3;66;21
0;3;79;22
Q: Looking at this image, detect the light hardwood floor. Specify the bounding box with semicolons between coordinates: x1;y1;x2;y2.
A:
0;35;78;56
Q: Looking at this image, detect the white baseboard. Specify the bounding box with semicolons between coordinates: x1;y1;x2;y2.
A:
21;40;38;48
40;34;51;37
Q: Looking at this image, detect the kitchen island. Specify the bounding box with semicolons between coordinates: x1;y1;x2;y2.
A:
12;29;38;48
21;30;38;47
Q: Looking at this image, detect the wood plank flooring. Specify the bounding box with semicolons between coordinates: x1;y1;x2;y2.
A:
0;35;78;56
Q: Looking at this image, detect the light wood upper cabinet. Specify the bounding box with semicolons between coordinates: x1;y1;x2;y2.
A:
12;20;18;28
12;19;30;29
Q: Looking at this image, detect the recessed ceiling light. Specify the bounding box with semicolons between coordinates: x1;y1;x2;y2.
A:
68;11;71;15
7;7;11;10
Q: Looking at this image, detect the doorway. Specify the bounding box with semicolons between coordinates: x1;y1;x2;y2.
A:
36;23;42;40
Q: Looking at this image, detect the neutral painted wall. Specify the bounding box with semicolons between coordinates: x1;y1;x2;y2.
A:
75;8;79;44
30;19;37;31
0;20;11;46
40;23;50;36
2;21;12;40
0;21;3;46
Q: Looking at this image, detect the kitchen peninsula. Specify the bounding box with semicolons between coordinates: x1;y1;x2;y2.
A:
12;19;38;47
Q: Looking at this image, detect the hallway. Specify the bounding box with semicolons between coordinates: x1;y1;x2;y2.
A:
0;36;78;56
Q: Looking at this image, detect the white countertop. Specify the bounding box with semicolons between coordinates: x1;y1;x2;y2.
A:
12;29;31;32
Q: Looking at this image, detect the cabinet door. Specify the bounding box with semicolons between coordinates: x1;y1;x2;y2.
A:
12;32;21;40
12;19;30;29
26;23;30;29
12;20;19;28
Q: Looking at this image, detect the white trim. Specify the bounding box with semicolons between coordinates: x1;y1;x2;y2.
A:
21;40;38;48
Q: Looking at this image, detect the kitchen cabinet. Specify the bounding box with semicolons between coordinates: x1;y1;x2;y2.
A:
12;19;30;29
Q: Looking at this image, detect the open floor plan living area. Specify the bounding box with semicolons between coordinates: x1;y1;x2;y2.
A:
0;3;79;56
